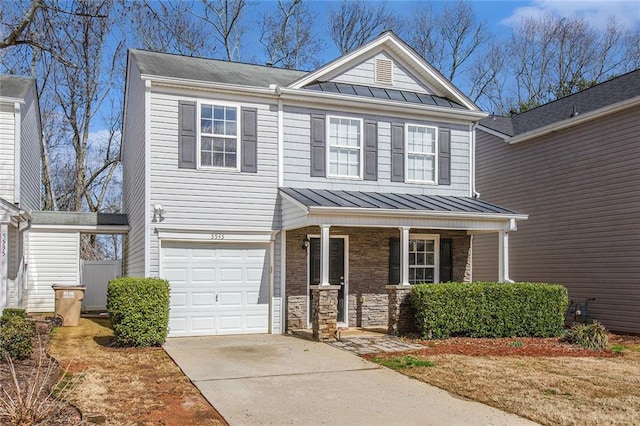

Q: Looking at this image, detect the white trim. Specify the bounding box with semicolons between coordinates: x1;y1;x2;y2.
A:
408;233;440;284
280;230;286;334
13;102;21;205
197;100;242;171
476;124;511;139
326;115;364;180
29;225;129;233
277;97;284;187
307;206;528;221
507;96;640;145
144;75;278;99
1;224;8;310
144;79;152;276
405;123;438;184
154;228;275;243
269;239;274;334
400;227;410;286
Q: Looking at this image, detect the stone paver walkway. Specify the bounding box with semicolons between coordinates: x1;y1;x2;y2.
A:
329;335;424;355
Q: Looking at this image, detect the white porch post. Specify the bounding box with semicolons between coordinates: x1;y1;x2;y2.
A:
498;230;510;283
320;225;331;286
400;226;410;286
0;224;8;309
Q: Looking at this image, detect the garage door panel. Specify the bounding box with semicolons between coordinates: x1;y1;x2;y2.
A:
163;243;269;337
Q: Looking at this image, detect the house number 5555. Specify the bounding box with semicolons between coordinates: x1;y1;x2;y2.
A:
211;234;224;240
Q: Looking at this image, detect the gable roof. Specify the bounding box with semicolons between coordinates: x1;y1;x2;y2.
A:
129;49;307;89
290;31;479;111
0;75;35;101
480;69;640;141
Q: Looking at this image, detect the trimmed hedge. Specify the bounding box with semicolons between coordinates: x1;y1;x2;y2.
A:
0;308;27;326
0;315;36;360
411;282;568;339
107;277;170;347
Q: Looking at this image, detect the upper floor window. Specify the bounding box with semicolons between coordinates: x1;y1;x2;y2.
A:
406;124;437;183
200;104;238;168
328;116;362;178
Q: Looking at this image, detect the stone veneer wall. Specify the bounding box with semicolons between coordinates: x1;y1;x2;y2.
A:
285;226;471;330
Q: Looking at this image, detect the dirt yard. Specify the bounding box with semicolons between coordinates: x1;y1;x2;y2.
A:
368;335;640;426
46;317;226;425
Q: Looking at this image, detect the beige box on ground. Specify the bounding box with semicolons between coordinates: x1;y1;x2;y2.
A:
52;285;86;326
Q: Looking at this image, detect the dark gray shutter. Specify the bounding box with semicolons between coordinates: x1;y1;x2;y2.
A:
439;238;453;282
389;237;400;284
178;101;197;169
363;120;378;181
310;114;326;177
391;122;404;182
438;128;451;185
241;108;258;173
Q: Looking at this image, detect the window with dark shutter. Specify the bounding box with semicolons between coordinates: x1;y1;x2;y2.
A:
389;237;400;284
438;128;451;185
310;114;326;177
241;108;258;173
391;122;404;182
178;101;197;169
364;120;378;181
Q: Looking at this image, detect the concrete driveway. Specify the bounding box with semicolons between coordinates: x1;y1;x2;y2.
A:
163;334;537;425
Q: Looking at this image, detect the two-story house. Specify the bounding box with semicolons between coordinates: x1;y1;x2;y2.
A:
122;32;526;337
0;75;42;311
473;69;640;335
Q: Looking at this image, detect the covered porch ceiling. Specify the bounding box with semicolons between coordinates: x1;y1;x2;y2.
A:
280;188;527;232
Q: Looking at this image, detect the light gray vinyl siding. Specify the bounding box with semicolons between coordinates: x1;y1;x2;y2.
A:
27;230;79;312
282;106;470;196
331;52;432;94
0;103;15;202
122;63;147;276
147;89;279;276
18;85;42;211
272;231;282;333
473;105;640;334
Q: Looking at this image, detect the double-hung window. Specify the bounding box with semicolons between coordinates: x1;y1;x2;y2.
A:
200;104;238;168
406;124;437;183
328;116;362;178
408;235;439;284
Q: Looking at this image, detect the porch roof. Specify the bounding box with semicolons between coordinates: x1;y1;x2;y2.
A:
280;188;527;232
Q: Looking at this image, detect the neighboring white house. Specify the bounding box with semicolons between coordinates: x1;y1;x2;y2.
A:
122;31;527;338
0;75;42;312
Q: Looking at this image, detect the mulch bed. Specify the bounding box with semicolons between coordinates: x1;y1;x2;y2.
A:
0;317;82;425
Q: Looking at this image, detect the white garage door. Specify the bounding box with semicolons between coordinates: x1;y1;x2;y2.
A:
162;243;269;337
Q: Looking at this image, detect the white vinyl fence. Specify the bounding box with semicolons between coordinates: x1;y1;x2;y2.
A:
81;260;122;311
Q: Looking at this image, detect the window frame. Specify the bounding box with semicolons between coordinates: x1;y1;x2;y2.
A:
326;115;364;180
197;100;241;171
408;233;440;284
405;123;438;184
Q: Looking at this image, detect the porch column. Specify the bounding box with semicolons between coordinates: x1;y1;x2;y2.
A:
498;230;511;282
0;224;8;308
320;224;331;286
400;226;410;286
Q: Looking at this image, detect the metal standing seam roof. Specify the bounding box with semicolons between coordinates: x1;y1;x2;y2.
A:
303;81;466;109
280;188;520;216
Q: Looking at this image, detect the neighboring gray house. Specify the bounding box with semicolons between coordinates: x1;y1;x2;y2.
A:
122;32;525;337
473;69;640;334
0;75;41;312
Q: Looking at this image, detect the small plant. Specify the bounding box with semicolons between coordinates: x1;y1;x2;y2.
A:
610;344;625;354
0;316;36;360
561;321;609;351
0;309;27;326
374;355;435;370
510;340;524;348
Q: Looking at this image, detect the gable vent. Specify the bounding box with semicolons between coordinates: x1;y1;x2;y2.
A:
375;58;393;85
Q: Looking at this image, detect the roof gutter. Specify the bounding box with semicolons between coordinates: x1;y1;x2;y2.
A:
141;74;278;99
306;205;528;222
508;96;640;144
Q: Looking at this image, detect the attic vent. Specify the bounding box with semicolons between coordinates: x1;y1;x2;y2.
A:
375;58;393;84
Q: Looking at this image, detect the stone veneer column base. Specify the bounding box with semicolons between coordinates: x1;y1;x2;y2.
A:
310;285;340;342
386;285;415;336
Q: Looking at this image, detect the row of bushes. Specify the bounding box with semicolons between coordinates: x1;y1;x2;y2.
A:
411;282;568;339
0;308;35;360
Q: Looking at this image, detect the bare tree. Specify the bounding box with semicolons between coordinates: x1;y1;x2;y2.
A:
128;0;210;56
187;0;246;61
259;0;324;70
327;0;398;54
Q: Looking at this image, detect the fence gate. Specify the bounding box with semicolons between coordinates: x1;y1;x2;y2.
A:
81;260;122;311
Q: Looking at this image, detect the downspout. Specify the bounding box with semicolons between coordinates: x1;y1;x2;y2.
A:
270;84;283;187
470;122;480;198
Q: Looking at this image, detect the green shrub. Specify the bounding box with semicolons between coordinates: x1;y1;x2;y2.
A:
107;277;170;347
561;321;609;351
411;282;568;339
0;308;27;326
0;316;36;360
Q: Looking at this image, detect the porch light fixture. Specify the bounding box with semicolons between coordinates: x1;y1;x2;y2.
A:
302;236;310;250
152;204;164;222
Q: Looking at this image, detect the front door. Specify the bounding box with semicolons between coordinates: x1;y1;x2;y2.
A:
309;237;347;324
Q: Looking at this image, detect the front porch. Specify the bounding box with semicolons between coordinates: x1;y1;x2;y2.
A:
280;188;527;341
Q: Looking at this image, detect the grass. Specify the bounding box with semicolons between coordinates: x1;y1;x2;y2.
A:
373;355;434;370
383;342;640;426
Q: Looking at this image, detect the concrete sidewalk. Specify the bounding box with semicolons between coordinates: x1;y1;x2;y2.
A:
164;334;537;426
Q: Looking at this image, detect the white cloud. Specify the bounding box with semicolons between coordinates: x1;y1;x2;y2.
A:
501;0;640;30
